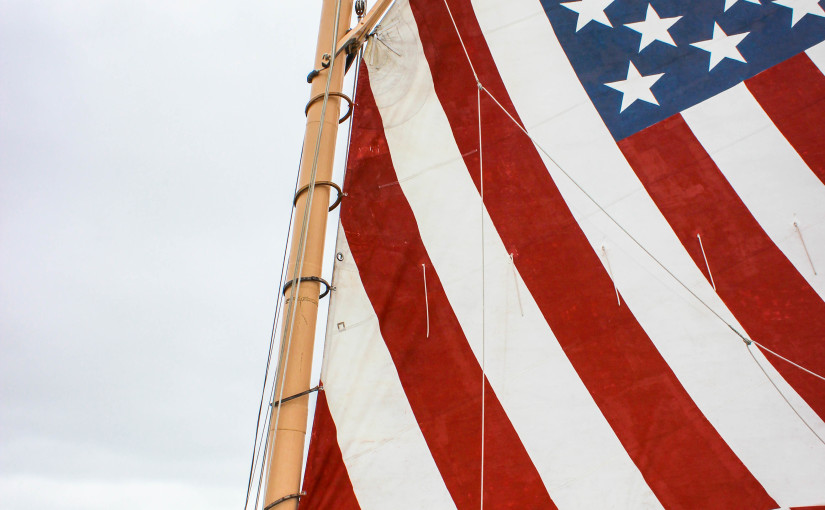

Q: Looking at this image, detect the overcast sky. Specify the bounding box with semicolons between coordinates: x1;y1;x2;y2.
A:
0;2;353;508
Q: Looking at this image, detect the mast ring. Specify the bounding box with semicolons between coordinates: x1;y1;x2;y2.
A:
305;91;353;124
282;276;331;299
293;180;344;211
263;492;306;510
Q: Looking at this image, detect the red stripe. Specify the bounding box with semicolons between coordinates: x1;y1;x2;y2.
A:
341;65;556;510
746;52;825;184
619;114;825;422
407;0;778;508
299;391;360;510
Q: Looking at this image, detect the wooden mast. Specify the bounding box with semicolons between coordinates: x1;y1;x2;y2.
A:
261;0;352;507
261;0;393;508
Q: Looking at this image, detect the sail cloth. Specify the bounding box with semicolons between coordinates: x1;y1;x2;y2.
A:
299;0;825;508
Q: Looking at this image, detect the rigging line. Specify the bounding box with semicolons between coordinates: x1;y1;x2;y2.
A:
752;340;825;383
697;233;716;291
442;0;479;84
254;327;292;510
745;345;825;446
266;0;345;497
429;0;825;470
423;264;430;338
279;26;365;506
254;413;272;509
509;253;524;317
601;245;622;306
793;221;818;276
254;353;287;510
261;35;362;510
476;83;825;442
477;84;486;510
484;84;739;323
254;331;294;510
243;147;303;510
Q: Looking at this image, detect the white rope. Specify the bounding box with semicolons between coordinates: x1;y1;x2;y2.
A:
245;150;302;510
477;82;486;510
442;0;479;84
752;340;825;382
423;264;430;338
264;0;344;502
697;233;716;291
746;345;825;446
794;221;818;275
510;253;524;317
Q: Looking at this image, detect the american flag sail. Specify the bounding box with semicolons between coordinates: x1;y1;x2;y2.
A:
298;0;825;507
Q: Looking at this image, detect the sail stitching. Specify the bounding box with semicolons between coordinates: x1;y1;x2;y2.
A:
434;6;825;447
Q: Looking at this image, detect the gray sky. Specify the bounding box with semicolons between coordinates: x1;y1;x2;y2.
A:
0;1;350;508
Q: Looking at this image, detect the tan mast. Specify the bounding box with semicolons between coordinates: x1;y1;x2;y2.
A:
261;0;393;508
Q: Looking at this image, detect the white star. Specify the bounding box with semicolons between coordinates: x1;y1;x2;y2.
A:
605;61;665;112
690;22;750;71
724;0;761;12
624;4;682;52
773;0;825;26
561;0;615;32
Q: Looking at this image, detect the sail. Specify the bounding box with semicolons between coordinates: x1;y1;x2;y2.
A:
299;0;825;507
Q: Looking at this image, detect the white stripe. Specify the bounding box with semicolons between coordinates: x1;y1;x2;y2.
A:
368;3;664;509
806;39;825;73
471;0;825;506
322;224;456;510
682;83;825;299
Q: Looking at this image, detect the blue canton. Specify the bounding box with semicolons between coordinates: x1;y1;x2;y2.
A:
539;0;825;140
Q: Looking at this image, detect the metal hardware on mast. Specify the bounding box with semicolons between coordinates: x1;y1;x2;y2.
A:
261;0;353;508
261;0;395;508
